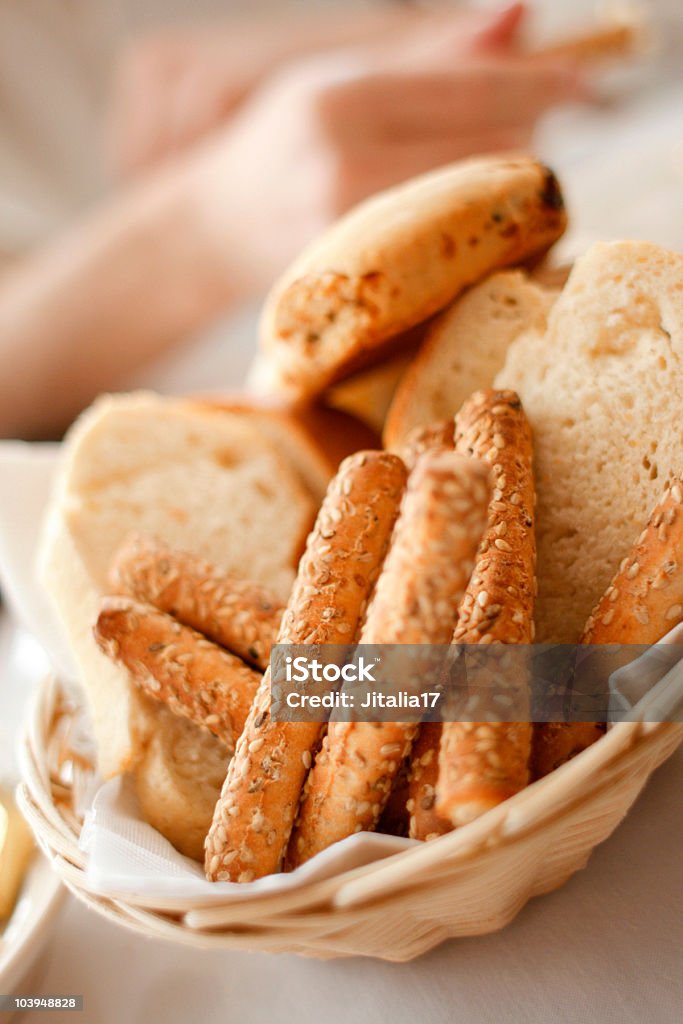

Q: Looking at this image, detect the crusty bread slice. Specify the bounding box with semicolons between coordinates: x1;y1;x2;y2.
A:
38;392;317;857
260;156;566;398
383;270;558;450
495;240;683;642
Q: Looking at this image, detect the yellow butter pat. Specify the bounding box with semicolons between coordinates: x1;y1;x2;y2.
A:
0;789;34;922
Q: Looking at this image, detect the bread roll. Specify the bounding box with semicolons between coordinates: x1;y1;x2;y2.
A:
261;156;566;398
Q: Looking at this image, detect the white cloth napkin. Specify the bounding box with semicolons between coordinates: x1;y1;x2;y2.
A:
1;440;682;903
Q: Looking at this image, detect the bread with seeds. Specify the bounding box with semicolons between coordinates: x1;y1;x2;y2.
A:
400;419;455;840
204;451;407;882
435;390;535;826
110;534;283;670
287;451;490;868
204;397;379;502
582;478;683;645
399;419;455;472
260;156;566;399
94;597;262;749
495;241;683;642
38;391;318;859
384;270;558;450
407;724;452;841
533;477;683;777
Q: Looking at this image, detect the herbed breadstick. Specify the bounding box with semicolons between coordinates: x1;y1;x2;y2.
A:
533;477;683;778
437;389;535;826
399;419;455;471
110;534;284;670
94;597;262;750
204;451;407;882
287;451;490;868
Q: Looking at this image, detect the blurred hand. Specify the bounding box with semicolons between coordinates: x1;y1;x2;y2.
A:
192;39;584;291
110;3;531;176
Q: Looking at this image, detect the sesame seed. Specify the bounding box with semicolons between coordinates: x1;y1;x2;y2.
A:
601;609;615;626
634;606;649;625
627;562;640;579
666;604;683;620
672;484;683;504
477;591;489;608
494;538;512;552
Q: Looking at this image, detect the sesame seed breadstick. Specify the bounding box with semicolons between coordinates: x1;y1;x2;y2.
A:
288;451;490;868
399;418;455;471
94;597;262;750
407;723;452;840
204;451;408;882
110;534;284;670
533;477;683;777
582;479;683;645
399;418;455;841
436;389;535;826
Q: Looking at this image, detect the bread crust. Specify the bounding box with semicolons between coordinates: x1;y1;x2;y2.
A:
110;534;283;670
199;396;380;501
407;724;452;841
399;419;456;840
399;419;455;471
436;390;535;826
204;451;407;882
582;479;683;644
261;157;566;397
94;597;262;750
288;452;490;868
533;477;683;777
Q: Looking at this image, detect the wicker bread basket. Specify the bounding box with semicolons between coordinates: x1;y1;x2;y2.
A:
17;674;683;961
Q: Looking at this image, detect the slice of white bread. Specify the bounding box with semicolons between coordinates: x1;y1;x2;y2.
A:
495;240;683;642
38;392;319;858
383;270;558;450
204;398;378;502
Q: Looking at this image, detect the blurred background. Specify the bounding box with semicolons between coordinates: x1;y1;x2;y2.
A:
0;0;681;434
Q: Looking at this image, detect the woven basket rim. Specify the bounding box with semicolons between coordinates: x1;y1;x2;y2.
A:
17;673;683;952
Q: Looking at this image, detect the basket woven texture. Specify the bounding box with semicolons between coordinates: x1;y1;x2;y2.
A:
17;675;683;961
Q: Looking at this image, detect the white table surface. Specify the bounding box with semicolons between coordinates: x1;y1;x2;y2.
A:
2;614;683;1024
